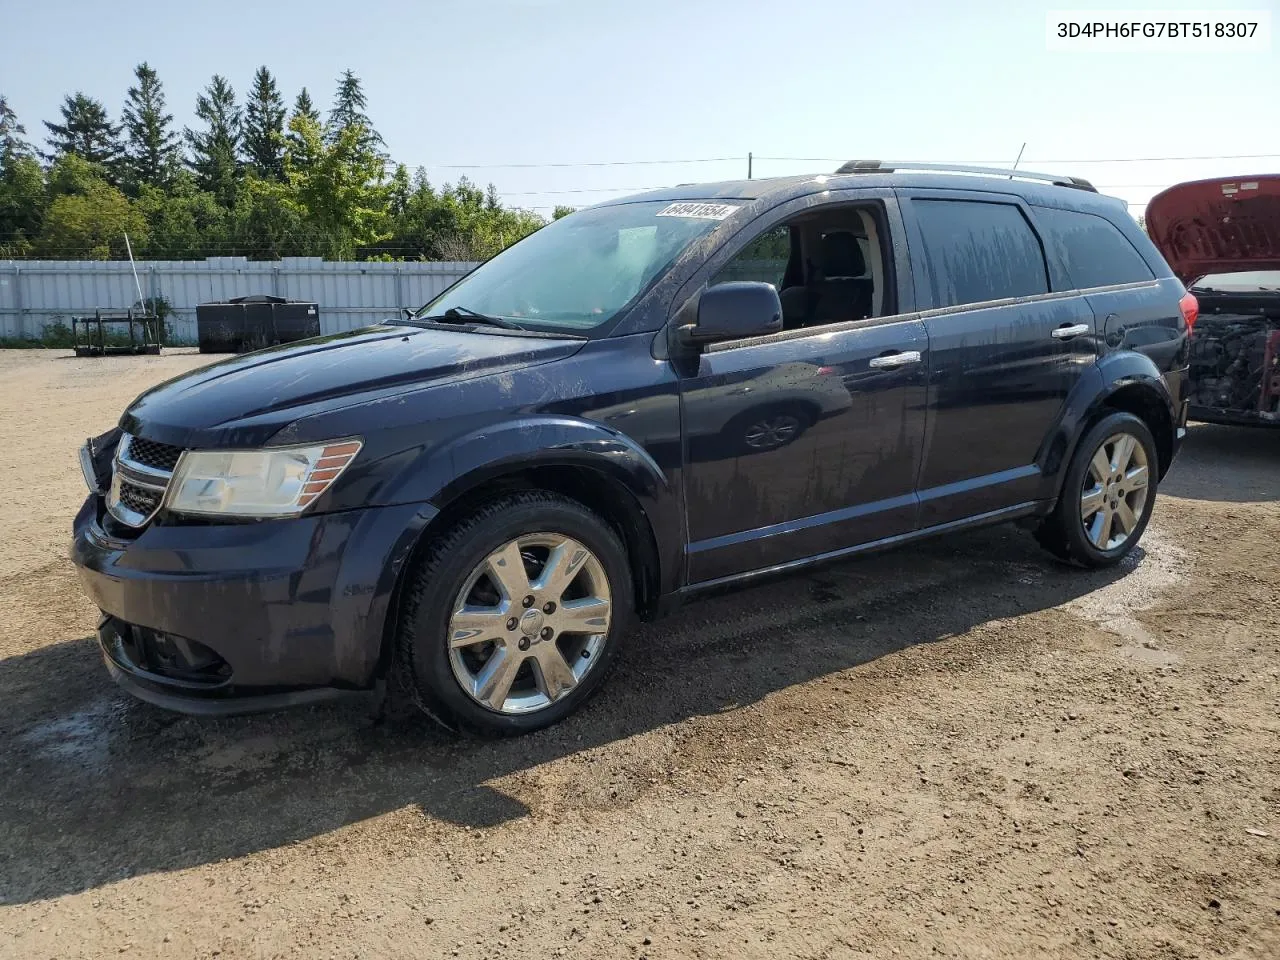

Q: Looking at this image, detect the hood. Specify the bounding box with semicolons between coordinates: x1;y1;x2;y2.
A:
1146;175;1280;283
121;324;584;446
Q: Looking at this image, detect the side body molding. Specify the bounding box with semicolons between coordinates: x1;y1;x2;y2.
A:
1037;349;1178;499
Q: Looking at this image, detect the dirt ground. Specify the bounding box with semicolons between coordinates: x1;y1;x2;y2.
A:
0;348;1277;960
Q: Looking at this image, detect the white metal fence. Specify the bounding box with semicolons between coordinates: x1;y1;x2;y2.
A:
0;258;480;343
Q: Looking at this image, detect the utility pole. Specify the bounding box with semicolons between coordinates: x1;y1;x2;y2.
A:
747;152;753;180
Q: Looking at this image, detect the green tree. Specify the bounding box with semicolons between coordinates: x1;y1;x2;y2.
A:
275;112;390;259
185;75;241;207
388;163;411;218
0;156;46;256
552;205;576;220
287;88;321;171
0;95;42;254
292;88;319;125
0;95;33;165
230;174;310;258
3;73;561;263
121;63;181;193
327;69;384;153
46;153;109;198
37;168;146;259
42;93;122;177
243;67;286;180
135;172;228;259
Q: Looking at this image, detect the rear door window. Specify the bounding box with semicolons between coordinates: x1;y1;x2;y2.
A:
911;199;1049;308
1033;206;1154;289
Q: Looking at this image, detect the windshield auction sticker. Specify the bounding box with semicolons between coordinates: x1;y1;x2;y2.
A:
656;202;740;220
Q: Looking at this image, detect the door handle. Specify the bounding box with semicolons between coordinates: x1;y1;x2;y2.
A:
1051;323;1091;340
868;350;922;369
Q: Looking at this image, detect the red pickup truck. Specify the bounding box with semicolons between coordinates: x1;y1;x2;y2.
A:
1147;175;1280;425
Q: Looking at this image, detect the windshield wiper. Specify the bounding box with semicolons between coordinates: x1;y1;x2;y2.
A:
418;306;526;331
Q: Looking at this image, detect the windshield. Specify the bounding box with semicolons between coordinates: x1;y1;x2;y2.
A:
415;200;739;331
1191;270;1280;292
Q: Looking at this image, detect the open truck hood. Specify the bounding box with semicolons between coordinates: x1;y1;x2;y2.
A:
1146;175;1280;284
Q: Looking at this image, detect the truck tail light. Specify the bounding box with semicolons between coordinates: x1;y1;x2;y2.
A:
1179;291;1199;335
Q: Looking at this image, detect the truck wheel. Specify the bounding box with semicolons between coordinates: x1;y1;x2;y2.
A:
396;491;632;736
1035;411;1159;568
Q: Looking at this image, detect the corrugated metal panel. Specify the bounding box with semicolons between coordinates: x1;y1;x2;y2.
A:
0;258;479;342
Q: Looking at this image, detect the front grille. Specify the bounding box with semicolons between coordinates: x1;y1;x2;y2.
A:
106;432;183;528
124;435;184;472
117;479;162;517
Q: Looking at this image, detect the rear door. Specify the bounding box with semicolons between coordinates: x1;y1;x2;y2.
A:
898;190;1098;526
1030;203;1189;421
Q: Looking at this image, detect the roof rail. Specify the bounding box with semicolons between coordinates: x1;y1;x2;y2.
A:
834;160;1097;192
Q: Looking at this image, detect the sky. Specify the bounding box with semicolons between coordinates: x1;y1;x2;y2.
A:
3;0;1278;218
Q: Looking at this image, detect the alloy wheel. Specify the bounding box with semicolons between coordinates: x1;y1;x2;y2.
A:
447;533;612;715
1079;431;1150;551
743;414;801;450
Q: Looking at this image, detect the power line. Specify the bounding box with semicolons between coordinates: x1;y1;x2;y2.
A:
494;181;1200;200
406;151;1280;170
500;185;666;196
424;156;744;170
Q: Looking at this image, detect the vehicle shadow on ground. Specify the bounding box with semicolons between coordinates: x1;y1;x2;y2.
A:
0;524;1136;905
1162;422;1280;504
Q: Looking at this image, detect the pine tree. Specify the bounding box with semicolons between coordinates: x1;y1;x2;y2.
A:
288;88;321;170
185;75;242;207
42;93;123;176
121;63;181;191
292;88;320;125
0;96;44;254
327;70;384;153
0;95;33;166
243;66;286;180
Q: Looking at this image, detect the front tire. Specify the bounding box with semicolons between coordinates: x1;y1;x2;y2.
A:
396;491;632;736
1035;411;1159;568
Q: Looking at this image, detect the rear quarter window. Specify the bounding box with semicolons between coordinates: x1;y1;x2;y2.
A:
1033;206;1154;290
911;199;1049;308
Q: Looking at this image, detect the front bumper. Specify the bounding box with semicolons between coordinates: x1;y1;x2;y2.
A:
71;496;435;713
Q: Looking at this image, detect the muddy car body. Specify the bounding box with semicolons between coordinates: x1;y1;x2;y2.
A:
1147;175;1280;426
72;162;1191;735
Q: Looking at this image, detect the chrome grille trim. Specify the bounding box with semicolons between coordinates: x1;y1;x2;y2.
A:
106;434;179;528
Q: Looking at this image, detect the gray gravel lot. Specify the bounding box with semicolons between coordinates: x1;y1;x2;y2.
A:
1;349;1277;959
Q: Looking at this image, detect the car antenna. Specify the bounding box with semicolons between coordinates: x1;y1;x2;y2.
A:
1009;142;1027;179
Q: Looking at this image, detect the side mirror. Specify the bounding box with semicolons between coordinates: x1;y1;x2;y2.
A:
678;282;783;346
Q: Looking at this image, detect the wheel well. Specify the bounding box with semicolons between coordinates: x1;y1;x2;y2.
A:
387;465;663;653
1102;383;1173;477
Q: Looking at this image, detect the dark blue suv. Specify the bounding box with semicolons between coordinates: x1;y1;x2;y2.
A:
72;162;1194;735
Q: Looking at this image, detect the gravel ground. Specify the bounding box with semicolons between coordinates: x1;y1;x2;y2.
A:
0;348;1277;960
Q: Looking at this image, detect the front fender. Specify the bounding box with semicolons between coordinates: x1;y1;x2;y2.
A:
1038;351;1176;498
378;415;682;594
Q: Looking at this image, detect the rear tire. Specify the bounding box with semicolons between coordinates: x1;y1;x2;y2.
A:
1035;411;1159;568
395;491;632;737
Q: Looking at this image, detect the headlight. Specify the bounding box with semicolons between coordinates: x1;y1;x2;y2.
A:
165;439;362;518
